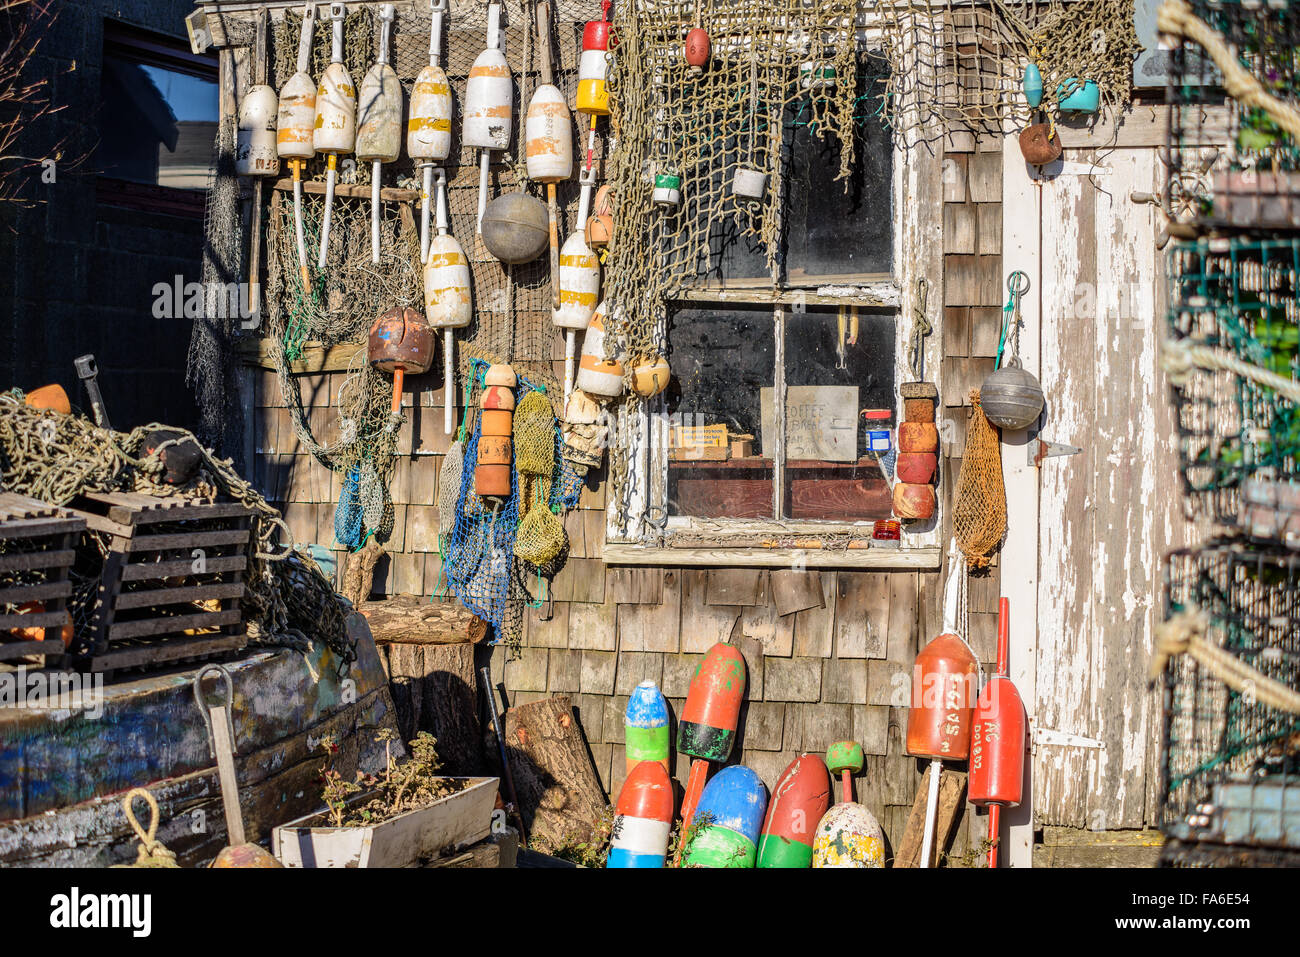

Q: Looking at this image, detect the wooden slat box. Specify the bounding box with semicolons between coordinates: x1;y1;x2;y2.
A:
0;492;85;666
65;491;254;674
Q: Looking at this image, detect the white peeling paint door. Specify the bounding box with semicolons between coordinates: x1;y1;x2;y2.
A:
1003;143;1182;847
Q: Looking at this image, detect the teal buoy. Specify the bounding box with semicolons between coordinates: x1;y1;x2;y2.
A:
1057;78;1100;113
1022;62;1043;108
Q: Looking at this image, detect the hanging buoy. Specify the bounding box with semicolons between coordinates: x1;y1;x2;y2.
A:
812;740;886;868
410;0;453;265
652;171;682;207
685;27;710;74
368;306;434;416
676;641;746;845
423;169;471;435
236;85;279;177
1022;62;1044;108
682;766;767;869
477;365;515;498
757;753;831;868
1018;121;1062;166
555;232;601;400
969;597;1026;868
527;0;572;313
464;1;512;230
980;360;1044;430
357;4;402;265
574;301;624;399
481;192;550;264
314;2;356;270
277;2;318;290
732;165;767;202
629;355;671;397
585;184;614;249
1057;77;1100;113
576;13;611;116
607;760;674;869
624;680;670;776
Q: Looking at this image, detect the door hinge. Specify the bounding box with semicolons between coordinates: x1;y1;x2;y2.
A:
1032;726;1105;752
1028;437;1082;467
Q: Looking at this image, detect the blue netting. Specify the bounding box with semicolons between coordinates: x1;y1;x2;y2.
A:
333;466;363;549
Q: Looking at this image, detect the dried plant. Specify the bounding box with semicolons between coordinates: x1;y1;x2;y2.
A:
316;730;461;828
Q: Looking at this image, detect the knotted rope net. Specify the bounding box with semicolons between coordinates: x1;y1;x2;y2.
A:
951;390;1007;568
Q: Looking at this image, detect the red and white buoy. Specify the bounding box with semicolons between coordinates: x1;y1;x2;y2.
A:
409;0;452;264
464;1;512;230
423;169;472;435
356;3;401;264
276;2;317;291
314;2;356;269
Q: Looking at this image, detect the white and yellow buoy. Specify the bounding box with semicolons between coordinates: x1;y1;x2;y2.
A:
236;86;279;177
423;170;472;434
276;2;317;290
313;2;356;269
575;300;624;399
554;230;599;402
525;0;572;310
409;0;452;264
463;1;512;231
356;4;401;265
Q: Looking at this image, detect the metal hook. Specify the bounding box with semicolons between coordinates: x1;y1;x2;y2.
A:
1007;270;1031;299
192;664;235;759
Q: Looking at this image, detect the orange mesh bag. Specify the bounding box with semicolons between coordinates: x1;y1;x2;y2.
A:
952;390;1007;569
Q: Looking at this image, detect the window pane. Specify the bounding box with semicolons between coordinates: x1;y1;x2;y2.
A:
780;308;895;520
666;305;775;519
98;54;217;189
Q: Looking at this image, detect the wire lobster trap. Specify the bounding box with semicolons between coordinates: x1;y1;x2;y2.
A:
1159;543;1300;857
1166;236;1300;533
1164;0;1300;233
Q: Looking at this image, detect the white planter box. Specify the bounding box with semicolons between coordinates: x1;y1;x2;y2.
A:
272;776;499;868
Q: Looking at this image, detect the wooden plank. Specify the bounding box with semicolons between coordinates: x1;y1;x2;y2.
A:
705;568;768;606
120;555;247;580
671;282;900;309
967;151;1002;203
769;570;824;617
944;203;977;254
679;570;740;654
792;572;836;657
833;572;889;659
0;549;76;572
894;765;966;867
107;609;243;640
87;632;246;671
236;338;367;373
0;639;64;662
607;566;662;605
0;581;73;605
126;529;251;552
0;610;68;629
604;545;943;569
113;583;245;610
271;177;419;202
0;518;86;540
943;153;968;203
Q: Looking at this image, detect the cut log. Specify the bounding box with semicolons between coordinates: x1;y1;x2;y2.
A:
360;593;479;645
342;539;384;607
894;766;966;868
502;695;607;854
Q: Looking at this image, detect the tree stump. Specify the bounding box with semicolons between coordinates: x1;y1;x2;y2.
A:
502;695;608;854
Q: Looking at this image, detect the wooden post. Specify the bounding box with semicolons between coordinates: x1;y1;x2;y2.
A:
895;765;966;867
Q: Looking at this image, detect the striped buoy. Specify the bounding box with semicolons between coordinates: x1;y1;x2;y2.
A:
574;302;624;398
624;680;670;776
757;753;831;868
683;765;767;868
811;802;886;868
607;761;673;868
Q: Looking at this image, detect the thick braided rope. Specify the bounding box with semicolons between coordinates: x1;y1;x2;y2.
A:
1151;607;1300;714
1161;336;1300;405
1158;0;1300;142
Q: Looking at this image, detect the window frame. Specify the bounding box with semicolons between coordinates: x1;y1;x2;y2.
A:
604;32;947;570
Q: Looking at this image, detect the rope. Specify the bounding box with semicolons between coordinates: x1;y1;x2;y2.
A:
118;788;180;868
1151;607;1300;715
1161;336;1300;405
1158;0;1300;143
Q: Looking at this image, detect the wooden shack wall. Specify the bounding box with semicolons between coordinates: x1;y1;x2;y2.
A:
250;128;1011;860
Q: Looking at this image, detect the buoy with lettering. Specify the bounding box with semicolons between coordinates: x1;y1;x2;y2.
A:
369;306;434;417
685;27;710;74
574;301;624;399
356;4;402;264
676;642;746;845
236;86;278;178
812;740;885;868
423;169;472;434
526;0;572;311
968;597;1026;868
607;760;674;868
682;765;767;869
477;365;516;498
907;556;979;867
757;753;831;868
624;680;670;776
277;2;318;291
314;2;356;270
410;0;453;264
464;1;512;230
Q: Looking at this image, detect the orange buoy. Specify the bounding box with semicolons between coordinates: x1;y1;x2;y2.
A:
677;642;746;836
607;761;674;868
24;384;70;414
476;365;515;497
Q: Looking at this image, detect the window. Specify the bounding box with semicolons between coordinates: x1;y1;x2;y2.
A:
97;22;217;208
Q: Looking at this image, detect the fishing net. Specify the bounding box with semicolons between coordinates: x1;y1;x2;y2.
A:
514;388;566;565
0;393;357;673
951;390;1006;568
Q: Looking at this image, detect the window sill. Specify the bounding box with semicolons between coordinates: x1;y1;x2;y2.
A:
602;543;941;570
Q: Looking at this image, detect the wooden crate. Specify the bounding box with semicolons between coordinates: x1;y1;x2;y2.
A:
67;491;254;674
0;493;85;665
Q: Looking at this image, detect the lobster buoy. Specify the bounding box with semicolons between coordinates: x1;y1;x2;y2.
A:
576;16;611;116
477;365;516;498
1019;122;1062;166
277;2;317;289
423;169;471;435
313;3;357;270
410;0;452;264
236;85;279;176
464;2;512;228
969;597;1026;868
685;27;710;73
481;193;550;265
525;84;573;184
585;184;614;249
357;4;402;265
555;233;600;329
607;761;674;868
369;306;434;416
812;802;886;868
682;766;767;869
677;641;747;836
1022;62;1044;108
624;680;670;776
907;633;978;761
24;384;70;414
630;355;671;397
980;361;1045;430
575;302;625;399
757;753;831;868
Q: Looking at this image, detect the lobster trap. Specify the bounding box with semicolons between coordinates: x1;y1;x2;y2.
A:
1165;0;1300;233
65;492;254;675
1166;237;1300;530
1160;543;1300;854
0;493;85;666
